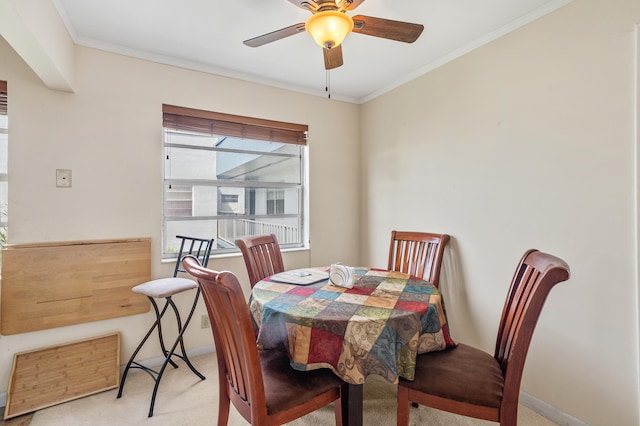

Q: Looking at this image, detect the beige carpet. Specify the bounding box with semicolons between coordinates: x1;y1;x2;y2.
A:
4;354;558;425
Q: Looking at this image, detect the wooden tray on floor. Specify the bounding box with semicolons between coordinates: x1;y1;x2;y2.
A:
4;333;120;420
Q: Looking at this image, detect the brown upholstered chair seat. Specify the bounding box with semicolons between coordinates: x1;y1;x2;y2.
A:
399;344;504;410
260;349;344;415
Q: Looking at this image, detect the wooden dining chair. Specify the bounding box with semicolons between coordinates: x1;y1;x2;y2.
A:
388;231;450;287
396;249;570;426
236;234;285;288
182;256;346;426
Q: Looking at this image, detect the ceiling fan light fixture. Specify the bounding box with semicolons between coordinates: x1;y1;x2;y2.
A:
305;10;354;49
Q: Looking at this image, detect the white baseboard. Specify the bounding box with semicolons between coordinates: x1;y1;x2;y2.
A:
0;344;217;413
520;391;588;426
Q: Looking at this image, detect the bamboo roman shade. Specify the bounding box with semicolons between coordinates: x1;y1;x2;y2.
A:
162;104;307;145
0;81;7;115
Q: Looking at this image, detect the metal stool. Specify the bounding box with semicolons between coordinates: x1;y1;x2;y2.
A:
117;235;214;417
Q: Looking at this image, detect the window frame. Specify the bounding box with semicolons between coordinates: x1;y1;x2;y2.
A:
162;104;309;259
0;81;8;251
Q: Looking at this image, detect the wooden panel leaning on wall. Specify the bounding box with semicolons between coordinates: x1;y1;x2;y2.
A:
4;333;121;419
0;238;151;335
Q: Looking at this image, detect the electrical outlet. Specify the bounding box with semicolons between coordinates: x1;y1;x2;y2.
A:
201;314;210;329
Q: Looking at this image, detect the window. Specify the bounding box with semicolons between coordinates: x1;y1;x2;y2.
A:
165;185;193;217
219;193;240;213
162;104;308;258
0;81;7;250
267;189;285;215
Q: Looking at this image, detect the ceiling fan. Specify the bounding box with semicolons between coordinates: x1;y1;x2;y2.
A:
243;0;424;70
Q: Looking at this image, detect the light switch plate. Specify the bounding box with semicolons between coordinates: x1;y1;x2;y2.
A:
56;169;72;188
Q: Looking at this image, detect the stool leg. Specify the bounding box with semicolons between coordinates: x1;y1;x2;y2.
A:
151;297;177;369
118;297;168;398
146;292;205;417
172;288;206;379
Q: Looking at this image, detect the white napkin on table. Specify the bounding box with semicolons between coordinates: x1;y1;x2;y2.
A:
329;263;354;289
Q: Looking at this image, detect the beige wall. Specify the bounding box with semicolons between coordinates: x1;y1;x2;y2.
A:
360;0;639;425
0;36;360;402
1;0;639;424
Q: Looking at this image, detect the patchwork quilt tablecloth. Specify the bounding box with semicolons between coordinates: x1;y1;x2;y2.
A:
249;267;456;385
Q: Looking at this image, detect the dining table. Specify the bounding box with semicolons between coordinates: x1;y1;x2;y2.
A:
249;266;456;426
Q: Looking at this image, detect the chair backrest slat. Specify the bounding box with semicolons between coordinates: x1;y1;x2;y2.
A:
237;234;285;288
388;231;450;287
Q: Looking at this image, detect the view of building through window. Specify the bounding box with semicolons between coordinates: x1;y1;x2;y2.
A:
162;106;307;258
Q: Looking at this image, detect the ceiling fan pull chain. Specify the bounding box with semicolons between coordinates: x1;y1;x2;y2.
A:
326;70;331;99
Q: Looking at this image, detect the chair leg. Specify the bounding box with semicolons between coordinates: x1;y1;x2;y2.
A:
217;390;231;426
334;384;346;426
397;386;410;426
500;407;518;426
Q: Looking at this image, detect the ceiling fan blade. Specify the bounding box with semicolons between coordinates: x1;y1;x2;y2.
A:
323;45;343;69
243;23;306;47
352;15;424;43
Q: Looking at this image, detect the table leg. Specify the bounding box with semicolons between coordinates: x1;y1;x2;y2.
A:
341;383;363;426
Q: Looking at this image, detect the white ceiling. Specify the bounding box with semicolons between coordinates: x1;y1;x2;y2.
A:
53;0;571;104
